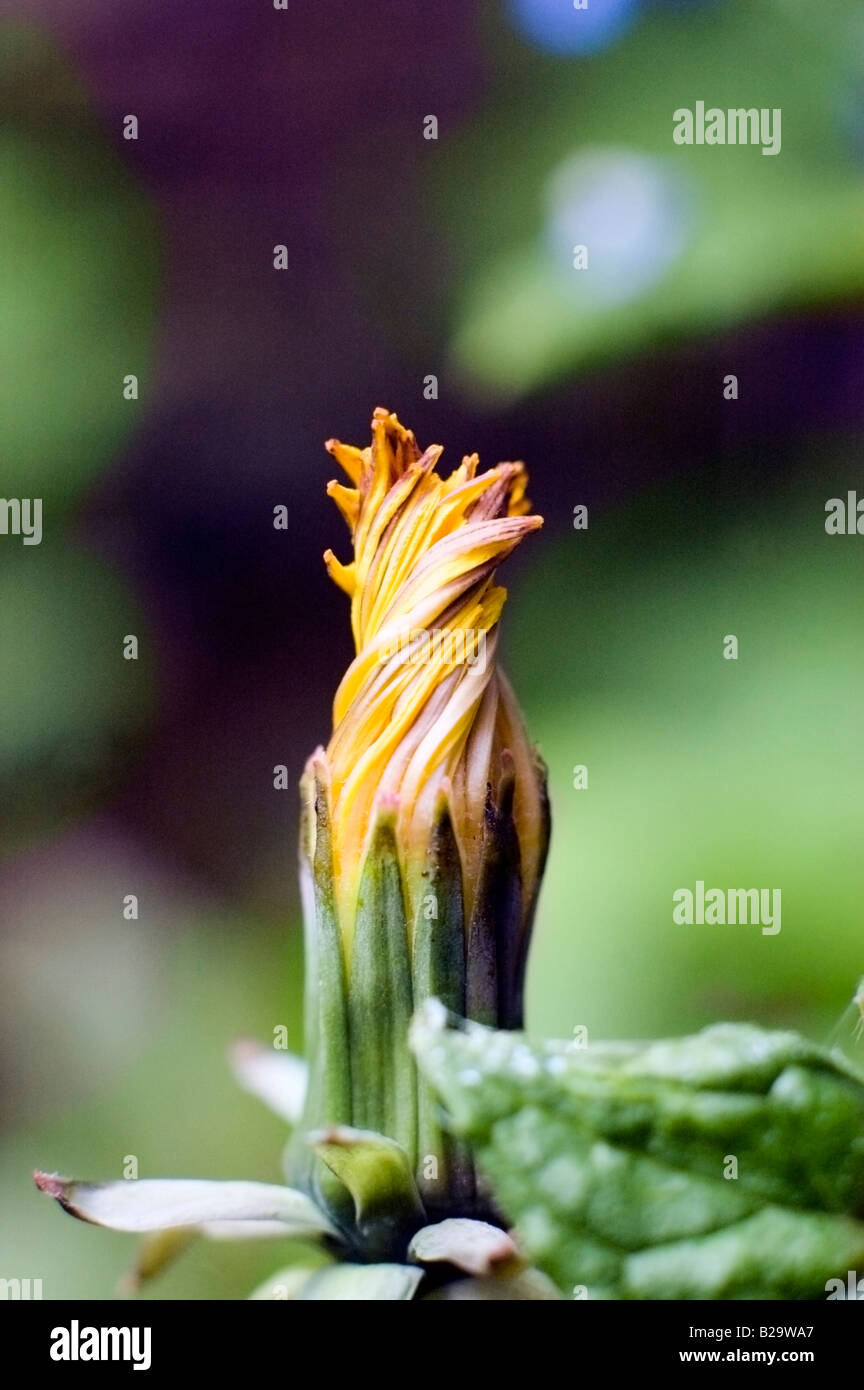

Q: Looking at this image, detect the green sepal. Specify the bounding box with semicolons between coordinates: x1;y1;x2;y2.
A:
408;1217;517;1276
248;1265;330;1301
512;748;551;1017
348;806;416;1164
120;1228;195;1292
466;758;523;1029
249;1260;421;1301
289;754;352;1226
411;799;466;1039
411;797;472;1210
289;1262;424;1301
311;1125;424;1262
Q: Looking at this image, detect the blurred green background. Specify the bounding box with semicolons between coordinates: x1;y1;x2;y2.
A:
2;0;864;1297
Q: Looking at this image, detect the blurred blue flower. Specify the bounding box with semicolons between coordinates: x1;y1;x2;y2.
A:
544;149;696;306
507;0;642;56
835;14;864;164
836;82;864;163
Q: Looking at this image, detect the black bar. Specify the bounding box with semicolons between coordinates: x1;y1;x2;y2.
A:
8;1298;860;1374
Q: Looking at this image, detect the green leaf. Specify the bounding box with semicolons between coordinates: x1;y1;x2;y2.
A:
0;24;160;502
624;1207;864;1302
411;1004;864;1299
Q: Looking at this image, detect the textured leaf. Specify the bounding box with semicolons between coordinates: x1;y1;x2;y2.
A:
411;1004;864;1299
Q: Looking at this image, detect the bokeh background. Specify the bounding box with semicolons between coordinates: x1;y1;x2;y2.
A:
2;0;864;1298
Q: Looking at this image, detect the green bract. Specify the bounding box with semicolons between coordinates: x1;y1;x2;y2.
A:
412;1003;864;1299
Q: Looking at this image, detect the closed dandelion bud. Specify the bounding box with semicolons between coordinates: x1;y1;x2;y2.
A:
292;408;549;1225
